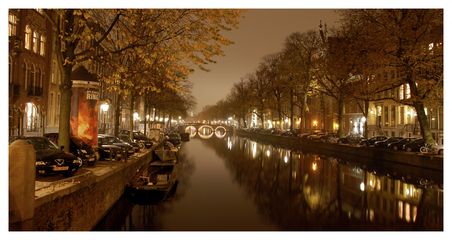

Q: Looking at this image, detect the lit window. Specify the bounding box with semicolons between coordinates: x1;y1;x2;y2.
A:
25;102;38;132
428;42;434;51
398;201;404;219
40;35;46;56
405;203;411;222
33;31;39;53
399;85;404;100
24;25;32;50
8;13;17;36
405;84;411;99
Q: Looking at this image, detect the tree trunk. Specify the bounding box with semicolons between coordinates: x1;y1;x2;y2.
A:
114;93;122;137
290;88;294;131
299;93;307;134
260;100;265;128
58;62;74;152
129;94;135;138
277;96;282;129
57;10;76;152
337;94;345;137
321;93;326;131
407;72;435;145
363;100;369;138
413;101;435;144
143;97;148;136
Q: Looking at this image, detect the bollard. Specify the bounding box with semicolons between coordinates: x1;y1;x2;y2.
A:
9;139;36;225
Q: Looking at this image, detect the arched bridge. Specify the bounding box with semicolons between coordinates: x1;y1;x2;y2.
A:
183;123;233;139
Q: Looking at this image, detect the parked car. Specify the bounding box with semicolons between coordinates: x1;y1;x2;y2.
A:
11;136;82;177
44;133;97;166
281;130;297;137
337;134;365;144
120;130;154;148
97;136;124;161
420;143;444;155
360;136;388;147
166;133;182;146
269;128;283;135
118;134;142;152
404;138;426;152
298;131;322;141
374;137;404;148
387;138;419;151
307;132;327;142
98;134;135;157
320;133;340;143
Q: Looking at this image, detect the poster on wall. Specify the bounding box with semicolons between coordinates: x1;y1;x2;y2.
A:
70;87;99;148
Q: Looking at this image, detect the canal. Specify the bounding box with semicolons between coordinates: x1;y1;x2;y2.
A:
95;135;443;231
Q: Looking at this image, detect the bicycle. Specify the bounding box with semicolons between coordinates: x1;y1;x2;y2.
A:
420;143;443;155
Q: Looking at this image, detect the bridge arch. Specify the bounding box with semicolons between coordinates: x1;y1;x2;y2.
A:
185;125;197;138
197;125;214;139
214;126;227;139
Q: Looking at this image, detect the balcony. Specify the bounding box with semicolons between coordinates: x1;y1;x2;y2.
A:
27;86;43;96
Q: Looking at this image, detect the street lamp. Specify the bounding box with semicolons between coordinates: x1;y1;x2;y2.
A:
100;103;109;134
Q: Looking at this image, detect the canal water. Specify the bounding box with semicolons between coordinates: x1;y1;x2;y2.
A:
95;135;443;231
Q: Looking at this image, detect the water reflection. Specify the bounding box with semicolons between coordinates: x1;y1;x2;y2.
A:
202;136;443;230
96;135;443;231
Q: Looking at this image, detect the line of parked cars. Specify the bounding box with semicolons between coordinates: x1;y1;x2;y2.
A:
9;130;157;178
242;127;443;155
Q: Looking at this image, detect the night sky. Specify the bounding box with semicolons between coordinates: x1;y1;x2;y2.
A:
190;9;340;113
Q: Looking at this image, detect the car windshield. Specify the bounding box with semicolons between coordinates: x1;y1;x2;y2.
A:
119;135;131;142
99;137;116;145
26;137;59;150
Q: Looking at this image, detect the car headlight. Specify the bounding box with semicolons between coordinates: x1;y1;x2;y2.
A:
36;161;46;166
73;158;83;165
104;149;110;152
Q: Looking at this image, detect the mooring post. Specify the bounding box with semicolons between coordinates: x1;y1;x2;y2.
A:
9;139;36;229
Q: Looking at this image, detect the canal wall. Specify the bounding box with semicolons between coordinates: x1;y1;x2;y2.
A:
236;130;443;172
30;150;153;231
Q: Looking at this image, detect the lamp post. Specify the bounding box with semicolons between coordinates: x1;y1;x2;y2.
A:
100;103;109;134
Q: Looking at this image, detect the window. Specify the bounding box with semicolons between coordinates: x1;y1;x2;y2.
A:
25;102;38;132
24;25;32;50
51;60;56;83
23;63;28;90
384;106;389;127
399;85;404;100
8;13;17;36
400;107;405;125
40;35;46;56
27;64;34;90
391;105;396;126
56;94;60;125
32;31;39;53
49;92;54;125
36;68;42;88
40;71;44;88
405;84;411;99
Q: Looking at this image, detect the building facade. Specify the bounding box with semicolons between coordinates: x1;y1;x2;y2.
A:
9;9;54;137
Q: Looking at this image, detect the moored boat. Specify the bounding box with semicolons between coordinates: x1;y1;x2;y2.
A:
125;160;178;204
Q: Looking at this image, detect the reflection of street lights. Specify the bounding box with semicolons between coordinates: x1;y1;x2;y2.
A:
100;103;109;133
